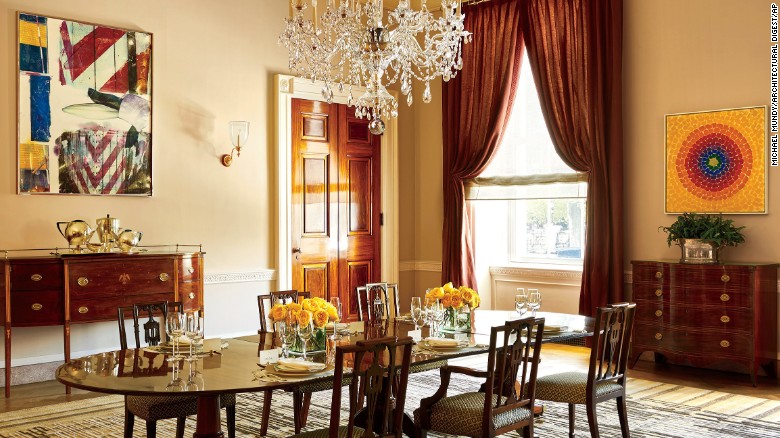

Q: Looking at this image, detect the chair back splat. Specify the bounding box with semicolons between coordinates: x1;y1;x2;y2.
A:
117;301;182;350
332;336;413;438
257;290;311;333
486;317;544;435
356;282;400;324
589;303;636;388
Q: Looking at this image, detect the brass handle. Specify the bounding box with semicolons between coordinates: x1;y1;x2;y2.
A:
78;306;89;314
31;274;43;281
721;274;730;283
188;293;195;299
720;293;730;302
31;303;43;311
721;315;730;323
720;340;730;348
159;273;170;282
188;267;195;274
77;277;89;286
655;271;663;279
655;289;663;297
655;310;663;317
654;333;663;340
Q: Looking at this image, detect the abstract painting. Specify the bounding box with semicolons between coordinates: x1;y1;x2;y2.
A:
665;106;766;213
17;13;152;195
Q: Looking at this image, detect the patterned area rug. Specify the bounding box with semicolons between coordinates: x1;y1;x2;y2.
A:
1;372;779;437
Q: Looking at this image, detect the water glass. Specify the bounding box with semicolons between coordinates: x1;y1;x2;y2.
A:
329;297;342;339
515;288;528;316
410;297;424;331
165;313;184;360
297;320;314;360
183;311;204;360
528;289;542;315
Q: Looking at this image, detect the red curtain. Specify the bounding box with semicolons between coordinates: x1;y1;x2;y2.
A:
441;0;524;288
521;0;624;316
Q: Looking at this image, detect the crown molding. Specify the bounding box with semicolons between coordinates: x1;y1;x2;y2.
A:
204;270;276;284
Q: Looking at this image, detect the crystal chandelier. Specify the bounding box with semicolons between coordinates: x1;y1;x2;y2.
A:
279;0;472;134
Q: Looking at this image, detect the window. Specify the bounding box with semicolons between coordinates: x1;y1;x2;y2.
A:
470;51;587;265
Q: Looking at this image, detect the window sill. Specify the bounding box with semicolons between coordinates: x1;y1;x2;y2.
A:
489;264;583;282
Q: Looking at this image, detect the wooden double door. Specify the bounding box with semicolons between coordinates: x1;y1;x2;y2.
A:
290;98;382;321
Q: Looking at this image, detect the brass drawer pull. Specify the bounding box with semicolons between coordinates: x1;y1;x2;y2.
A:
721;274;730;283
159;273;170;282
721;315;730;323
188;267;195;274
654;333;663;340
77;277;89;286
78;306;89;314
655;310;663;317
655;271;663;279
655;289;663;297
188;292;195;299
720;293;730;302
31;303;43;311
31;274;43;281
720;340;730;348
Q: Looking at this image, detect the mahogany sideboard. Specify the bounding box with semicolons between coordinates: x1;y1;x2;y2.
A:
629;260;778;385
1;251;204;397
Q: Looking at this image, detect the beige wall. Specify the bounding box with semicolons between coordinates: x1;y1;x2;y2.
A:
625;0;778;264
1;0;288;367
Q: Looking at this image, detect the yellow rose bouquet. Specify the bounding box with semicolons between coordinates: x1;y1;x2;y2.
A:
269;297;340;354
424;282;479;333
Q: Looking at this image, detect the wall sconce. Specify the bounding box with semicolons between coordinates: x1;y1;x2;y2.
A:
221;121;249;167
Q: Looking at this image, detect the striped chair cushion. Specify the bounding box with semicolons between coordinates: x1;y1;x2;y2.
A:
289;425;366;438
127;393;236;422
535;371;623;404
413;392;533;437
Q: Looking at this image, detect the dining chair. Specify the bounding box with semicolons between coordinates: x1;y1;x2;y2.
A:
356;282;400;324
533;303;637;438
288;336;414;438
414;316;545;438
257;290;325;436
257;290;311;334
116;301;236;438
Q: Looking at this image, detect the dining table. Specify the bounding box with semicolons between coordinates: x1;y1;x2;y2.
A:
56;310;594;438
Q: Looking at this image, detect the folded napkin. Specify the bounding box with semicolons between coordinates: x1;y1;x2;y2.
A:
543;325;568;333
325;323;349;332
424;338;462;347
277;358;327;371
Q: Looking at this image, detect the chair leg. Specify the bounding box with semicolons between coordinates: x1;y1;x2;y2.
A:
226;404;236;438
617;396;630;438
292;390;304;434
569;403;576;438
123;408;134;438
586;401;600;438
300;392;312;429
175;417;186;438
146;420;157;438
523;423;533;438
261;390;272;436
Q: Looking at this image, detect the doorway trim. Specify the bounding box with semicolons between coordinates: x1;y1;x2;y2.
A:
275;74;399;290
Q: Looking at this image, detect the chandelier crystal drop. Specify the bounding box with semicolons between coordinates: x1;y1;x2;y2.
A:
279;0;472;134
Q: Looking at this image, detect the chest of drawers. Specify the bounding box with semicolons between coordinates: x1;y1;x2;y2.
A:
629;260;778;385
1;252;204;397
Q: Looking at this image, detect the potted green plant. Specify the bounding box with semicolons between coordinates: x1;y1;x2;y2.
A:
659;213;745;264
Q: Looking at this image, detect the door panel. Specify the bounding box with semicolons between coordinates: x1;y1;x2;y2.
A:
291;99;338;301
291;99;381;320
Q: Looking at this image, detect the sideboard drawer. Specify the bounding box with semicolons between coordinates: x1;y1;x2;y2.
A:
671;264;753;291
178;256;201;283
10;290;63;326
11;261;63;291
632;262;668;285
669;285;752;308
637;301;753;332
70;298;123;323
69;259;175;299
633;284;667;301
634;323;751;358
179;282;201;311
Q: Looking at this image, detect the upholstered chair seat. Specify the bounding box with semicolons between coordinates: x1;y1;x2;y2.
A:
535;371;623;404
413;392;533;437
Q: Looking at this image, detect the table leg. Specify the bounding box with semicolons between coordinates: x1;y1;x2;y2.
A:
193;394;224;438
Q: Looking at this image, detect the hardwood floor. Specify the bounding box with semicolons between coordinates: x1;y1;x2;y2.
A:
2;344;778;414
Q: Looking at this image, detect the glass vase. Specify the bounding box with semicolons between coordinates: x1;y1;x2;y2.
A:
439;306;472;333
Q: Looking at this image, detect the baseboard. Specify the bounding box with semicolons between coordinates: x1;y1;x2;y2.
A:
0;361;60;387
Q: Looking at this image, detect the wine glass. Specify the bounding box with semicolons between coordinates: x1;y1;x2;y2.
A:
410;297;424;331
528;289;542;315
165;313;184;361
183;311;204;361
329;297;342;339
426;301;445;337
297;319;314;361
515;288;528;316
165;359;184;392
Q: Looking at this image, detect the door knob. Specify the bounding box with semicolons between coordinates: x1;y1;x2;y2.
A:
292;247;302;254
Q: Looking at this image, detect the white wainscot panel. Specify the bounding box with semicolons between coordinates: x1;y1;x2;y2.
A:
489;266;582;314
